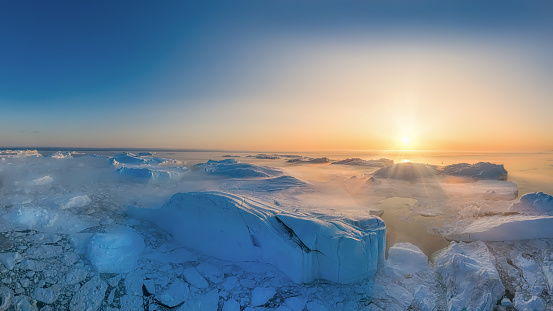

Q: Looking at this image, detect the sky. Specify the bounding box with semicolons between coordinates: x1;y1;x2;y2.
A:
1;1;552;151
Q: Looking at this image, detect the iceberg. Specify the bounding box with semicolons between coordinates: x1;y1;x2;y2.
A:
129;191;386;284
442;162;508;180
194;159;281;178
434;241;505;311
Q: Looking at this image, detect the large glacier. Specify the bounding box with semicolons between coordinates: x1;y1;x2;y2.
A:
129;191;386;284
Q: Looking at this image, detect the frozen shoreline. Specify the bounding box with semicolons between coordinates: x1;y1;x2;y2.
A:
1;149;553;310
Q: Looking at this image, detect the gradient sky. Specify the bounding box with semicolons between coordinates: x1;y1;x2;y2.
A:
1;1;552;151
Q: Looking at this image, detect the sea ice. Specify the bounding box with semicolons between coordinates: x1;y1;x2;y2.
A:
385;242;428;276
434;241;505;311
129;191;386;284
3;206;98;234
157;279;189;307
69;276;107;311
86;229;145;273
251;287;276;307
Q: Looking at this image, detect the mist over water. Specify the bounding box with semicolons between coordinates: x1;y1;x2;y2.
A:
25;148;552;256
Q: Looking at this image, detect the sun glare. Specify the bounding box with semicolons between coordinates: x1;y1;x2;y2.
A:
402;136;410;145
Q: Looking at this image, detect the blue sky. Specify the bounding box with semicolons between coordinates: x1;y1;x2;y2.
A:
1;1;552;150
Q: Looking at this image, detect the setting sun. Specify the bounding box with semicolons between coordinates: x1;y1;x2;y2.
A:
402;137;411;145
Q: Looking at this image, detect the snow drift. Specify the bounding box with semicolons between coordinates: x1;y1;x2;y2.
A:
129;191;386;284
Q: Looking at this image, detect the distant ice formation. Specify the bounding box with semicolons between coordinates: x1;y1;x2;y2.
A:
194;159;281;178
108;152;188;182
286;157;330;164
373;162;438;180
48;151;73;159
332;158;393;167
109;152;181;166
129;191;386;284
443;162;508;180
0;149;42;158
115;166;188;182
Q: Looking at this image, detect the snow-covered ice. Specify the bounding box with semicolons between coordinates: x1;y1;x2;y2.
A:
385;242;428;276
434;241;505;311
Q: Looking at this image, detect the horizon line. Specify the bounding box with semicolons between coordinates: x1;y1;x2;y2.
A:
1;146;551;155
